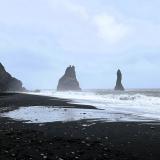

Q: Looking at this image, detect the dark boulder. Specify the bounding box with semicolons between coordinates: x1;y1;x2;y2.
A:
0;63;25;92
57;65;81;91
114;69;125;91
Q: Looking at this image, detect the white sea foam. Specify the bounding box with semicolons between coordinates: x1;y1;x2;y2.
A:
1;106;157;123
2;90;160;123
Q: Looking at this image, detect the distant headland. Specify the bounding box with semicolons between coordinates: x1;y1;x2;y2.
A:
0;62;125;91
0;63;25;92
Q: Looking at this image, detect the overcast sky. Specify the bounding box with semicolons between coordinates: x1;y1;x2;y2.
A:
0;0;160;89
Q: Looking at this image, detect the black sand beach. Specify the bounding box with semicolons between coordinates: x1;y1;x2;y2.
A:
0;93;160;160
0;92;96;111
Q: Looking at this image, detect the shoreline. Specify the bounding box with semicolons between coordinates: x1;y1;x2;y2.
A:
0;92;97;112
0;92;160;159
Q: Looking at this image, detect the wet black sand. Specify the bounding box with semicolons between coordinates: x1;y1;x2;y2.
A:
0;93;160;160
0;92;96;111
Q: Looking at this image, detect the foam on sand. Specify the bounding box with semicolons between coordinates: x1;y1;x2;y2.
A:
1;106;158;123
2;89;160;123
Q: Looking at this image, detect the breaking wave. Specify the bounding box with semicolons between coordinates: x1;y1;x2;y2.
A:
37;89;160;121
6;89;160;123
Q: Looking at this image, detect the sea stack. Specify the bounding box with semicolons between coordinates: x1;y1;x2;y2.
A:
0;63;25;92
114;69;125;91
57;65;81;91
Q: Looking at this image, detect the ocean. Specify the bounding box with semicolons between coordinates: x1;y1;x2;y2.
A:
2;89;160;123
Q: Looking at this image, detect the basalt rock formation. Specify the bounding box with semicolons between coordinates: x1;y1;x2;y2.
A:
114;69;125;91
0;63;25;92
57;65;81;91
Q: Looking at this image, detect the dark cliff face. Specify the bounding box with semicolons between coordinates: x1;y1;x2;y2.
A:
0;63;25;92
57;66;81;91
114;69;125;91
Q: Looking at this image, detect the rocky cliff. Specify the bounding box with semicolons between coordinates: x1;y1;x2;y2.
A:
114;69;125;91
0;63;25;92
57;65;81;91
